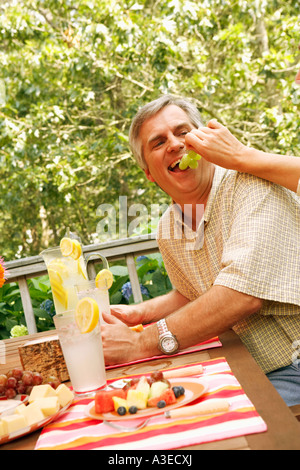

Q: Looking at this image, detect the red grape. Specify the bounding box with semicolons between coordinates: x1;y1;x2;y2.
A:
0;374;8;386
5;388;17;399
12;367;23;380
25;385;33;395
47;376;60;389
0;385;6;396
6;377;17;389
22;371;33;386
32;372;43;386
16;381;27;394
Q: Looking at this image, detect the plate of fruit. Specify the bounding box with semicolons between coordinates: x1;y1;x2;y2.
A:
86;370;208;421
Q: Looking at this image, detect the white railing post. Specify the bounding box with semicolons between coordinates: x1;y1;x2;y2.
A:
17;277;37;334
125;254;143;303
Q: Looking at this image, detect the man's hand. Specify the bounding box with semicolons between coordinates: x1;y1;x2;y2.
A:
101;312;154;365
109;304;145;326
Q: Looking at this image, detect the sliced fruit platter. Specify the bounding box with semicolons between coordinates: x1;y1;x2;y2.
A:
86;367;208;421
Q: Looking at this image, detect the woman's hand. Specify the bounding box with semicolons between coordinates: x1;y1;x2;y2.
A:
185;119;248;171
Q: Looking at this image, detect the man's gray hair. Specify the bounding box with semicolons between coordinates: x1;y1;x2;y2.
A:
129;94;204;170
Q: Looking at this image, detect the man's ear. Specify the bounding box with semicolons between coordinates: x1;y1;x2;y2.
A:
144;168;155;183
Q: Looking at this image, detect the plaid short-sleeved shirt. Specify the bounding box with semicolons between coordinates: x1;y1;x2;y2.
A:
157;167;300;374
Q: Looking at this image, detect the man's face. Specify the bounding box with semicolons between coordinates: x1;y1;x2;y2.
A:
295;67;300;85
140;105;209;202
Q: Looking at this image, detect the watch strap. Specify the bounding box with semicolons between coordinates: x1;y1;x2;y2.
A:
157;319;169;337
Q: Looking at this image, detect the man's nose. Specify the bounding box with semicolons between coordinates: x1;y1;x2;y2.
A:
167;134;184;152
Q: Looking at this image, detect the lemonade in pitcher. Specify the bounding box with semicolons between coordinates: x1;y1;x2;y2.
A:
40;232;88;315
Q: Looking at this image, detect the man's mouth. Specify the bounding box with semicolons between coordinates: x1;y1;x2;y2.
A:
168;158;186;173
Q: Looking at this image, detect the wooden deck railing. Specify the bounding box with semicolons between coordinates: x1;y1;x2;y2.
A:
4;234;159;334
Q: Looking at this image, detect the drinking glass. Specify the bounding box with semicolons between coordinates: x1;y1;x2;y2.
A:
75;279;111;323
54;311;106;396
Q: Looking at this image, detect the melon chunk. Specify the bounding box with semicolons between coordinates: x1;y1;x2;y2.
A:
95;389;126;414
149;380;169;399
148;388;177;407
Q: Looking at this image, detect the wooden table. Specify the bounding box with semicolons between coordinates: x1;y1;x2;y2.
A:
1;329;300;450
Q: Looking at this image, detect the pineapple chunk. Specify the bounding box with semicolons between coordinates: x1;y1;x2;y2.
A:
127;389;148;410
112;396;128;413
136;376;150;396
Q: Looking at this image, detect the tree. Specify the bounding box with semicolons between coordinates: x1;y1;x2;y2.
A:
0;0;299;259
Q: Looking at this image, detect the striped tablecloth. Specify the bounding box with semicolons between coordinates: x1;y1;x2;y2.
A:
35;358;267;450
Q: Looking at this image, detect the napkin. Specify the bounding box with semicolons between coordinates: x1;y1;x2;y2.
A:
35;358;267;450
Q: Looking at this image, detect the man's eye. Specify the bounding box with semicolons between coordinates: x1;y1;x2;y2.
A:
154;140;164;148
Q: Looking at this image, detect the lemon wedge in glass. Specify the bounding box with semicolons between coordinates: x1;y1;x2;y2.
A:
75;297;100;334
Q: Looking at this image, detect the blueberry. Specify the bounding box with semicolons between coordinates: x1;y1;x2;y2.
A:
157;400;166;408
129;406;138;414
172;386;185;398
117;406;127;416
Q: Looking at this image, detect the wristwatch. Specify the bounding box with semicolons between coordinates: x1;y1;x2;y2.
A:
157;319;179;355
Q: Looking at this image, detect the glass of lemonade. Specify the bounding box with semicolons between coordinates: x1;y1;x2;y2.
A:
54;310;106;396
40;246;88;315
75;279;111;323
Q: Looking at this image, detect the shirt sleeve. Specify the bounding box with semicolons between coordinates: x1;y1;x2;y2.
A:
297;178;300;196
213;173;300;307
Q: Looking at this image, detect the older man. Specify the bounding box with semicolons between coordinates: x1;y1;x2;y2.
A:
102;95;300;406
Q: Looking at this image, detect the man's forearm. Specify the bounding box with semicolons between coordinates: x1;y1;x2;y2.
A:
137;285;263;357
138;289;190;323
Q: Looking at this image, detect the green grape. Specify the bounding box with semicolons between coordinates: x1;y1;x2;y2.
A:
179;154;190;170
187;151;198;160
188;159;198;169
179;151;202;170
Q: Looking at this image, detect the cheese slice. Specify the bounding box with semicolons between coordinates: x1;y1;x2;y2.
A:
17;402;46;426
55;384;74;407
28;384;57;403
0;420;7;438
33;397;60;416
1;414;27;434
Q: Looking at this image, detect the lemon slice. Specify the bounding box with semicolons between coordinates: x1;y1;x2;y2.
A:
60;237;74;257
95;269;114;290
52;286;68;309
48;268;63;285
75;297;100;333
48;260;69;278
70;239;82;260
77;258;87;279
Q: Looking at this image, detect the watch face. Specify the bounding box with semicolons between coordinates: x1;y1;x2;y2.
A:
161;336;177;354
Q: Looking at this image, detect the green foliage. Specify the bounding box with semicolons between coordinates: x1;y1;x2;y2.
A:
0;276;55;339
0;0;299;259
